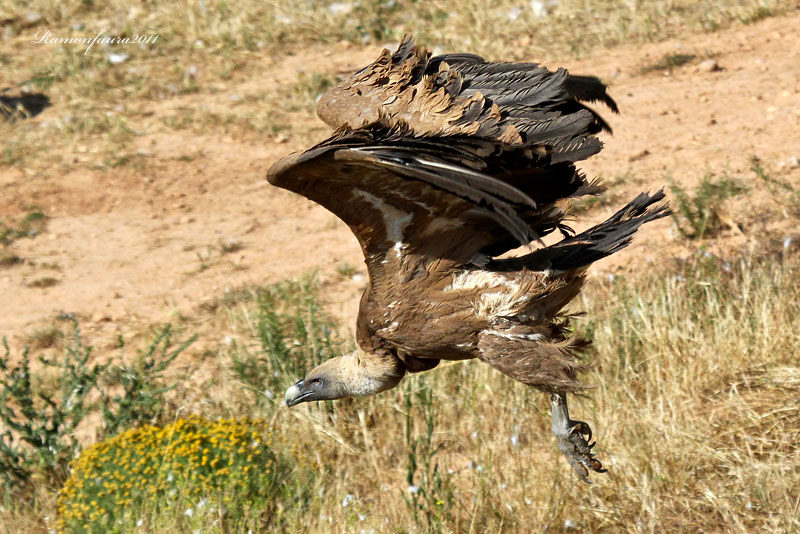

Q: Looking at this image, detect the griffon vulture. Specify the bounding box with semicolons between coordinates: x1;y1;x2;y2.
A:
269;36;668;482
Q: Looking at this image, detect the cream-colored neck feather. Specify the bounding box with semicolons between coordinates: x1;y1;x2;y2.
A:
314;348;405;398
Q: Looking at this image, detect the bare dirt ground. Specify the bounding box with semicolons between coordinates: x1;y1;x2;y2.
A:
2;12;799;351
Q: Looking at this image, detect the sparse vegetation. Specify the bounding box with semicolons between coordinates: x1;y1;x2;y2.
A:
219;239;244;255
740;4;774;24
1;256;799;532
0;324;193;496
749;155;800;215
1;0;794;168
228;277;341;409
0;250;23;268
669;173;748;239
333;261;358;278
639;52;697;74
27;276;60;288
0;210;47;246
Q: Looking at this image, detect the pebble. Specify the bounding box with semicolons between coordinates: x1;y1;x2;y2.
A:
778;156;799;170
92;312;112;322
699;59;721;72
107;53;130;65
328;2;352;15
20;12;43;27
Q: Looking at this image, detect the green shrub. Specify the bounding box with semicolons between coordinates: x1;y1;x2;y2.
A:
0;324;194;495
57;417;286;534
0;332;106;491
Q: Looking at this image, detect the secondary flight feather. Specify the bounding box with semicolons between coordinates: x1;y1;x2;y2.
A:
268;36;668;482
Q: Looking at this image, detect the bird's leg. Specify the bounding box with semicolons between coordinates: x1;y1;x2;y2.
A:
550;391;606;483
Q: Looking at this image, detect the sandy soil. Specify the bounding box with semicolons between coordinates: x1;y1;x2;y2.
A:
2;12;799;351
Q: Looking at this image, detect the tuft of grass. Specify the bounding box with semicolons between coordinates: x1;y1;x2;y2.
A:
333;261;358;278
219;239;244;255
24;325;64;350
740;5;774;24
0;250;23;268
669;173;748;239
402;381;456;531
639;52;697;74
0;209;48;246
27;276;60;288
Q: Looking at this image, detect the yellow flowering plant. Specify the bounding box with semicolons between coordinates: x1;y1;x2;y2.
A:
57;417;285;533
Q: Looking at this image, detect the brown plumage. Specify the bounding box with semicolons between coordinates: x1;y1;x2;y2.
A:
270;36;668;482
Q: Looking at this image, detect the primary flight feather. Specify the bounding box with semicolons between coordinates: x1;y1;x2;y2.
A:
268;36;668;482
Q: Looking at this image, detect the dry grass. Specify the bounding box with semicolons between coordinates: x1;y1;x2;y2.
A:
248;254;799;533
0;0;795;172
10;253;797;533
180;254;800;532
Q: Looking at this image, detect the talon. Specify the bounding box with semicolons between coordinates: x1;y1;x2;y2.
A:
550;392;607;483
570;421;592;441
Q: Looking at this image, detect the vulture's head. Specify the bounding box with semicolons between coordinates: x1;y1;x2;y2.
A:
284;349;405;407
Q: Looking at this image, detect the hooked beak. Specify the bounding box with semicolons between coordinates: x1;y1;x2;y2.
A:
284;379;313;407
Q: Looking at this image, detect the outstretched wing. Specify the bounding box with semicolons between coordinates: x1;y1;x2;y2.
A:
268;36;615;295
267;125;538;276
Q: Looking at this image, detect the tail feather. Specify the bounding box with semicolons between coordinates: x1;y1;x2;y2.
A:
564;75;619;114
489;190;670;273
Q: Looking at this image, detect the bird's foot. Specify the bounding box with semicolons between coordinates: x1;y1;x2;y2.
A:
550;392;607;483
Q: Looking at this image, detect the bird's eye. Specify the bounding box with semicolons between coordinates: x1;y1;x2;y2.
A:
309;378;322;387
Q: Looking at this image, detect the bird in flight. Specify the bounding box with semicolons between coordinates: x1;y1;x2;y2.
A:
269;36;668;482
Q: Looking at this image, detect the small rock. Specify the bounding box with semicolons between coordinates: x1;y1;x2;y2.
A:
107;53;129;65
531;0;558;17
778;155;800;170
507;6;523;21
328;2;352;15
92;312;111;322
699;59;720;73
20;12;43;27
